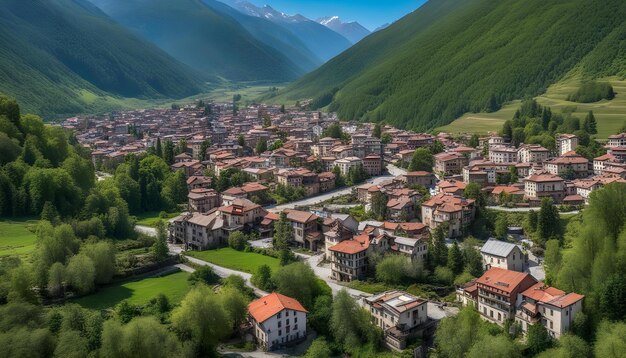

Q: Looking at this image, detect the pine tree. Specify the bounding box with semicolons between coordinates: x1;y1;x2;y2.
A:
469;134;479;148
447;242;464;275
163;140;174;164
372;123;382;138
273;212;293;250
199;140;210;161
370;192;388;221
153;220;169;261
255;138;268;154
430;226;448;268
502;120;513;140
536;198;561;244
155;138;163;158
583;111;597;135
509;166;518;183
280;104;285;114
332;166;345;187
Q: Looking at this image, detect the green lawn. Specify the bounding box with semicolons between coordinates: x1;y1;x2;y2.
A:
186;247;280;273
437;78;626;138
74;271;191;310
0;219;39;258
135;211;179;227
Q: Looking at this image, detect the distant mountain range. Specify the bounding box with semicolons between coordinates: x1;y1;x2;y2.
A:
221;0;352;61
89;0;309;82
0;0;204;117
276;0;626;131
317;16;370;44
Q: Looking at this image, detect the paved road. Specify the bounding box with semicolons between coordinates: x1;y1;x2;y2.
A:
486;206;580;215
135;225;157;237
269;164;406;212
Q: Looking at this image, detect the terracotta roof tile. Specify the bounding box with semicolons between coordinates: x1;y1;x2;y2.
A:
248;293;308;323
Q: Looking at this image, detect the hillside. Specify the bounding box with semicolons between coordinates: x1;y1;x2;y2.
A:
276;0;626;131
0;0;204;117
223;1;352;62
90;0;305;82
202;0;322;73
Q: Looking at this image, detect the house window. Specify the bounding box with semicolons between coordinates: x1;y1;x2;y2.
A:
294;324;298;330
278;330;282;336
286;310;289;316
550;321;553;329
550;309;553;316
277;312;281;319
286;319;290;325
295;317;298;323
278;321;282;328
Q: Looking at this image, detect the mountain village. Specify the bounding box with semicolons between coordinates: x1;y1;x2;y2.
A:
58;100;626;354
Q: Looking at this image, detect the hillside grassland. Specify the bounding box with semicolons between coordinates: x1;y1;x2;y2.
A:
74;271;191;310
205;82;287;104
186;247;280;273
277;0;626;132
437;78;626;138
0;220;39;258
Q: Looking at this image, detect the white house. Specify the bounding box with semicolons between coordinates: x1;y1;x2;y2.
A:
248;293;308;351
480;239;525;272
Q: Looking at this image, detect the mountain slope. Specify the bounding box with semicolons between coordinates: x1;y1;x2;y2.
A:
317;16;370;44
223;1;352;61
202;0;321;73
90;0;305;82
278;0;626;131
0;0;204;117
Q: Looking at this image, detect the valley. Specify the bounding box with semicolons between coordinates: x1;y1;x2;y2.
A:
2;1;626;357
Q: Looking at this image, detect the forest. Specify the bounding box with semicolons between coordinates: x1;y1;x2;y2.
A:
278;0;626;131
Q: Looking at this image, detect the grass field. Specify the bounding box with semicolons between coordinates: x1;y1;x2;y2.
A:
74;271;191;310
186;247;280;273
0;220;39;258
205;82;288;104
135;211;179;227
437;78;626;138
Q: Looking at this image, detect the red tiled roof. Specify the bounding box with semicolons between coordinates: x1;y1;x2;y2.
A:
248;292;308;323
477;267;537;294
521;282;584;308
525;173;564;183
329;237;369;254
286;209;318;224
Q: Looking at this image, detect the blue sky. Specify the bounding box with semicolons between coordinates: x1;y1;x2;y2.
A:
247;0;427;31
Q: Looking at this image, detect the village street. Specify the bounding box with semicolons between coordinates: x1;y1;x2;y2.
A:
269;164;407;212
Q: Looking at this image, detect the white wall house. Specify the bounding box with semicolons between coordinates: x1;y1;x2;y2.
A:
248;293;308;351
480;239;525;272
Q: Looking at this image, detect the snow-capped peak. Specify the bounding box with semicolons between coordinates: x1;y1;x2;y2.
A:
318;16;340;26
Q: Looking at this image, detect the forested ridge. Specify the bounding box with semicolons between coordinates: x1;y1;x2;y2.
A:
277;0;626;131
89;0;306;82
0;0;204;117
